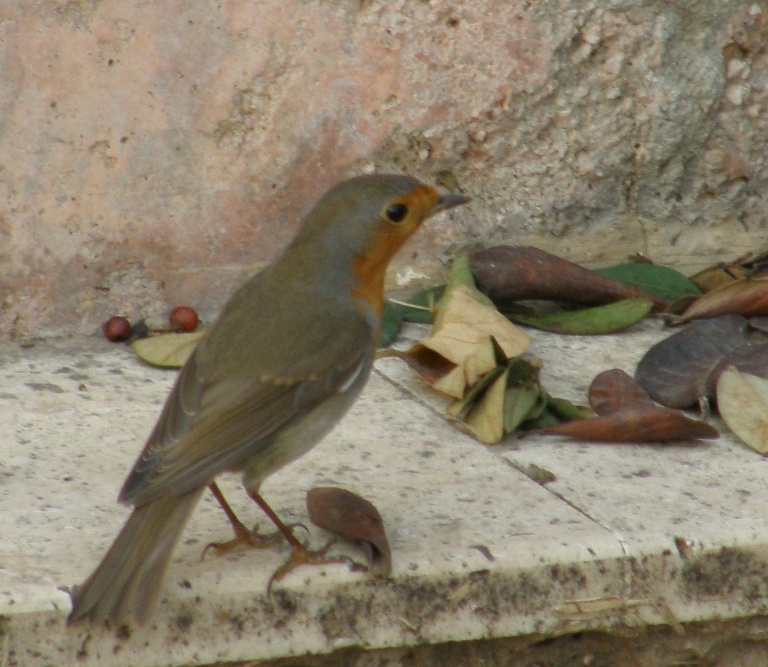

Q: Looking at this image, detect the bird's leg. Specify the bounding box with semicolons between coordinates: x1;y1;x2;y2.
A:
201;482;283;558
246;490;367;593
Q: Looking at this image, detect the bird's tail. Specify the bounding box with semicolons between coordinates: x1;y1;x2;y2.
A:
67;489;203;626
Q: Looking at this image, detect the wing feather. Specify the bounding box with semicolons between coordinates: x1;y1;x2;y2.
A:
120;304;372;506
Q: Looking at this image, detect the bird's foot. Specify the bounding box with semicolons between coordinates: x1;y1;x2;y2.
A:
267;538;368;593
202;521;284;559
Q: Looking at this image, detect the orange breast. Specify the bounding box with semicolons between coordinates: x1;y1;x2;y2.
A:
351;184;439;323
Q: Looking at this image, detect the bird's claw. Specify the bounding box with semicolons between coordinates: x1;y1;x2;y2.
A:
201;522;283;560
266;538;368;594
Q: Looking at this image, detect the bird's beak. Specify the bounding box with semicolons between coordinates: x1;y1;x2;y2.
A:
430;192;471;216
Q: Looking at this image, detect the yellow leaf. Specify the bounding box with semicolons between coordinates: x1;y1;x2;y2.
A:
464;367;509;444
133;330;205;369
716;366;768;455
433;365;470;398
422;284;531;395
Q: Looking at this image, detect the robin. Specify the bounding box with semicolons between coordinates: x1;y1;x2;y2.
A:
67;173;470;625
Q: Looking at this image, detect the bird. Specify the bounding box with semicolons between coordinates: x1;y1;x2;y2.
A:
67;173;470;626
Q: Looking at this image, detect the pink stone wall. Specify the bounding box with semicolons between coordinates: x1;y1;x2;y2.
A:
0;1;765;337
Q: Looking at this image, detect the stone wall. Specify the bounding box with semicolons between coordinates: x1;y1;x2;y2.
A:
0;1;765;337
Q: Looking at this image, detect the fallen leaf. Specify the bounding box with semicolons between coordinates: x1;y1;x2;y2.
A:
537;406;719;442
596;263;702;301
306;487;392;576
377;346;457;385
433;254;495;328
522;463;557;484
675;276;768;323
462;366;508;444
133;330;206;368
552;397;595;421
689;248;768;293
635;315;768;408
716;367;768;455
385;285;445;325
536;368;719;443
689;264;749;293
421;284;531;396
447;363;506;421
470;246;668;309
508;298;653;335
504;383;543;432
589;369;655;414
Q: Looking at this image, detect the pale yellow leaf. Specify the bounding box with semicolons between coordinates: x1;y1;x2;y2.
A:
433;365;469;398
133;330;206;369
716;366;768;455
422;284;531;395
464;367;508;444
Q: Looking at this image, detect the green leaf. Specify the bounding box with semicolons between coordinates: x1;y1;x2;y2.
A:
544;395;594;421
596;263;701;301
378;301;404;348
508;298;653;335
386;285;445;325
133;330;205;368
503;383;542;432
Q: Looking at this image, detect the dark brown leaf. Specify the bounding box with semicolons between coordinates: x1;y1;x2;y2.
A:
538;406;719;442
635;315;768;408
589;369;655;415
306;487;392;576
470;246;668;310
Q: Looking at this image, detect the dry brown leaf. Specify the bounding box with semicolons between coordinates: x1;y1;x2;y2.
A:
306;487;392;575
377;346;457;385
589;369;655;415
538;406;719;443
421;284;531;396
676;276;768;323
716;366;768;455
470;245;669;310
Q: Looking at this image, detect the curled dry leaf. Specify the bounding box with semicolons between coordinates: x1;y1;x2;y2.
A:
689;264;749;293
675;276;768;323
383;256;530;399
306;487;392;576
377;346;457;385
132;330;206;368
635;315;768;408
407;283;531;398
689;248;768;293
716;367;768;455
470;246;668;310
447;352;543;444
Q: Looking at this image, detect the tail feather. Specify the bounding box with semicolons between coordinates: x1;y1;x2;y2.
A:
67;490;203;626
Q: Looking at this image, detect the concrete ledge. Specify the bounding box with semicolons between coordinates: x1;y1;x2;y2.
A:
2;322;768;665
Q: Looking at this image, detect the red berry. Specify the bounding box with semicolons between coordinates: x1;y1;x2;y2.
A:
103;316;131;342
169;306;199;332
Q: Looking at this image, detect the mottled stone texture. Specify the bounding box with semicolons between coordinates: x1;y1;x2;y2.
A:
0;1;765;336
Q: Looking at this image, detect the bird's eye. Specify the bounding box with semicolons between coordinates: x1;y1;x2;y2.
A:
385;203;408;223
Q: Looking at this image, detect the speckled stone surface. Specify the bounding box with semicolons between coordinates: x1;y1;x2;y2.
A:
2;322;768;665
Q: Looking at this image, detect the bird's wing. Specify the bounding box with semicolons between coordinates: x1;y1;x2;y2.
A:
120;307;372;506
